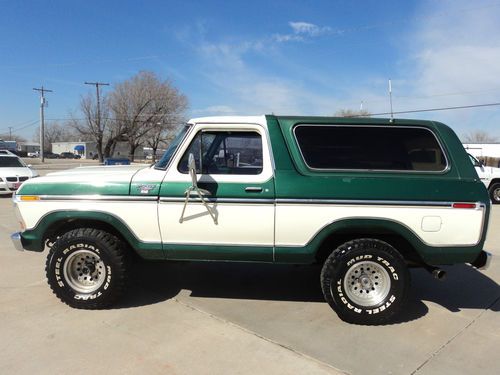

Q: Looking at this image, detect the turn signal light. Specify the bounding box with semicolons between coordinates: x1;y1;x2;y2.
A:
20;196;40;201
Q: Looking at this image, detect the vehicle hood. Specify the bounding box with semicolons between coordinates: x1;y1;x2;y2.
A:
16;164;147;196
486;166;500;176
0;167;37;178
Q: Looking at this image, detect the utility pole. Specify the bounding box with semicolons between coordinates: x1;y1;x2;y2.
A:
85;82;109;161
33;86;53;162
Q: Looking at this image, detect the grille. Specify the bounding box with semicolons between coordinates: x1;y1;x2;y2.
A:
19;177;29;181
6;177;17;182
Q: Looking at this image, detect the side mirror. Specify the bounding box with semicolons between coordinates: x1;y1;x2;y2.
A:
188;153;198;188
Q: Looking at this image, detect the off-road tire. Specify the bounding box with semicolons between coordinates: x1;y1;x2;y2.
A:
489;182;500;204
45;228;129;309
321;238;410;325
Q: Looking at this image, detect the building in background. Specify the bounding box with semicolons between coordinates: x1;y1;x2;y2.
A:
17;143;40;155
51;141;148;160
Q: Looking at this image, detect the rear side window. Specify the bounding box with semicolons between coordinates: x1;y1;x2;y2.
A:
294;125;447;172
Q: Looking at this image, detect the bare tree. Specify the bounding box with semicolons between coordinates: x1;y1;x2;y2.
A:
0;133;26;143
71;92;111;162
33;121;77;151
335;109;371;117
144;120;180;162
462;130;498;143
109;71;188;161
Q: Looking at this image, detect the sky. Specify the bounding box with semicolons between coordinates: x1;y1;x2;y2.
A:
1;0;500;141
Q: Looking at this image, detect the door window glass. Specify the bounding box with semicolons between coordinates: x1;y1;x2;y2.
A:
178;131;263;175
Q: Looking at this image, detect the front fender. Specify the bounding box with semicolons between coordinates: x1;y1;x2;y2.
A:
18;210;164;259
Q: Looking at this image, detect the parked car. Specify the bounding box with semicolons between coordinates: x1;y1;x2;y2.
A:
59;152;80;159
468;153;500;204
0;152;38;195
45;152;60;159
11;115;492;325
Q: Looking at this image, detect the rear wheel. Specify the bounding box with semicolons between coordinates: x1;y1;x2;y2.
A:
46;228;129;309
489;182;500;204
321;238;410;325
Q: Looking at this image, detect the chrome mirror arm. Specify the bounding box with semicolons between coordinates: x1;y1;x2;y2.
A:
179;185;218;225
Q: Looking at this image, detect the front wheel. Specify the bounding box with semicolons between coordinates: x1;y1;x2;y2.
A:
45;228;130;309
321;239;410;325
489;182;500;204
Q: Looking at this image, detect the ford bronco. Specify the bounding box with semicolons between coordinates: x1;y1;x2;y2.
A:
11;115;492;325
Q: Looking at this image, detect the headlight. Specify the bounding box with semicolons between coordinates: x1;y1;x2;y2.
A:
0;177;3;182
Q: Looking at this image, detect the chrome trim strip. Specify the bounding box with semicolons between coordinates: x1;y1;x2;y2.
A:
159;197;276;204
15;194;484;210
36;195;158;202
292;124;450;174
275;198;454;207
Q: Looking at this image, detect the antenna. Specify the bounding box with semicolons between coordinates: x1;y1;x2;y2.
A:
388;79;394;121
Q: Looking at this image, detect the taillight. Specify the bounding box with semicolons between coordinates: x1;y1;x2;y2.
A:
452;203;477;209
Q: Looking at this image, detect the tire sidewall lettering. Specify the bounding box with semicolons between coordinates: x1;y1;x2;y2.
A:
52;241;110;301
333;251;401;315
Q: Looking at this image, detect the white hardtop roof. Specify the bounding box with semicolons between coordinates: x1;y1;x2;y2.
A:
188;115;267;127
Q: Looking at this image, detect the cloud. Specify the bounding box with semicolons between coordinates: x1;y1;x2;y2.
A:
396;0;500;136
289;21;332;36
192;105;237;116
184;4;500;138
273;21;339;43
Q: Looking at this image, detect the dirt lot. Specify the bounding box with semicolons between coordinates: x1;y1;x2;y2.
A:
0;163;499;374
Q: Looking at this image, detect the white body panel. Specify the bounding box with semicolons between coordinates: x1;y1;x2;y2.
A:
18;200;161;242
275;204;485;247
159;202;274;245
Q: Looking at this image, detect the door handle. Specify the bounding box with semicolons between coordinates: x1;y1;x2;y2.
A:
245;186;262;193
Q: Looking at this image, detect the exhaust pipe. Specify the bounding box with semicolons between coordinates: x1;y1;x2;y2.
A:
424;265;447;280
431;268;446;280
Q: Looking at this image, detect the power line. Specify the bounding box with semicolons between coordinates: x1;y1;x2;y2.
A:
360;102;500;117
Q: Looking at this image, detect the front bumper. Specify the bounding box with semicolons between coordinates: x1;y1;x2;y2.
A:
0;181;14;195
11;232;25;251
470;250;493;270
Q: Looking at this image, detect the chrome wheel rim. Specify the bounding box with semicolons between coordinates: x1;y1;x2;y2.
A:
493;188;500;202
343;261;391;307
63;250;106;293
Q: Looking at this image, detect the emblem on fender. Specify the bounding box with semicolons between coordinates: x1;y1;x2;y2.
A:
137;184;156;194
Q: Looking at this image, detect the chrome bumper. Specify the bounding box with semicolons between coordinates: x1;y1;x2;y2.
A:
471;250;492;270
11;232;24;252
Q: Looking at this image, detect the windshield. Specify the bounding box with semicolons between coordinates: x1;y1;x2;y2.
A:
155;125;191;169
0;156;26;168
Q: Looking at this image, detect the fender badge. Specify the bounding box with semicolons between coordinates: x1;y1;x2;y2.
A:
137;184;156;194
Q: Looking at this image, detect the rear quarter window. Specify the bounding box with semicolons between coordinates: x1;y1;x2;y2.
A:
294;125;447;172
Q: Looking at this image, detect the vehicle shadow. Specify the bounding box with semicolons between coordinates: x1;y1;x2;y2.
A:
115;260;496;323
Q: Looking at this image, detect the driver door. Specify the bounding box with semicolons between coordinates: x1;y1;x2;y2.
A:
158;123;275;262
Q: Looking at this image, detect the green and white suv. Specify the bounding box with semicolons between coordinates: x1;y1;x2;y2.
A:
11;115;492;325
